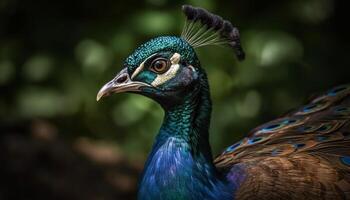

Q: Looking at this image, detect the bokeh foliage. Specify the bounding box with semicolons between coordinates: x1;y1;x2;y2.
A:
1;0;349;167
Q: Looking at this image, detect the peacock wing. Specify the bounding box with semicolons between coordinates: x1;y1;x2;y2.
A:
214;84;350;199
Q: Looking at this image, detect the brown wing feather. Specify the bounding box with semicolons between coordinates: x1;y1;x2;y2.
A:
214;84;350;199
234;154;349;199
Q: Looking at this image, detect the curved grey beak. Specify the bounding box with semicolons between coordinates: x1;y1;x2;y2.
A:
96;68;150;101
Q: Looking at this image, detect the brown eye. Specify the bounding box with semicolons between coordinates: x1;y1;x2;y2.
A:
150;58;169;74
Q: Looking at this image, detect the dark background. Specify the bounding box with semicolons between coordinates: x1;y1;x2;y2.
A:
0;0;349;199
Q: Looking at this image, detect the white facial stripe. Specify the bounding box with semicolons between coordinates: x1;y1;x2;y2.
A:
151;64;180;87
131;61;145;79
131;53;157;80
170;53;180;65
151;53;181;87
188;65;195;72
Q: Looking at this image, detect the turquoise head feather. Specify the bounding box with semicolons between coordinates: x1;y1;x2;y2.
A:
96;5;244;108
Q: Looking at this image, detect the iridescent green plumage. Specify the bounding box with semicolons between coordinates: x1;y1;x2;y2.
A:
97;5;350;200
125;36;199;71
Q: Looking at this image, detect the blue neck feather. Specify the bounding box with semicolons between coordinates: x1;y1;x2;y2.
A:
138;70;238;200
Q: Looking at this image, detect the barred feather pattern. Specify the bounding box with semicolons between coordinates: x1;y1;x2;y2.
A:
214;84;350;199
181;5;245;61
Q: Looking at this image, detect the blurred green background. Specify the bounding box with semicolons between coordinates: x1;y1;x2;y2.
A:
0;0;349;199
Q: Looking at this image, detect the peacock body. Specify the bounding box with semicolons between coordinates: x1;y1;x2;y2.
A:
97;5;350;200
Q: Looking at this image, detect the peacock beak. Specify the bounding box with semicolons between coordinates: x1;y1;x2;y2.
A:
96;68;150;101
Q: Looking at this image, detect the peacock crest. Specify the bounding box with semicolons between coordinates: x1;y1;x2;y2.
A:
181;5;245;60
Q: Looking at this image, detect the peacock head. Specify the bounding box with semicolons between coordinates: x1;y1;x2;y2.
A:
96;5;244;108
96;36;202;107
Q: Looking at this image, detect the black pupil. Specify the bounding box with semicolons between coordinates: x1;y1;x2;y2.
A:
154;60;164;70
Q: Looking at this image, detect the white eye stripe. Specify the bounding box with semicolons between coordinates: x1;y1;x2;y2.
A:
151;64;180;87
131;53;158;80
131;61;145;79
131;53;182;86
188;65;195;72
170;53;180;65
151;53;181;87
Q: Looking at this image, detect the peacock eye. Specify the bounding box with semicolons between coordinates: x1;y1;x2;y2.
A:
150;58;170;74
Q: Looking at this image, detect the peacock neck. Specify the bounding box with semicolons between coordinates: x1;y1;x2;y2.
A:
138;70;234;200
161;73;212;158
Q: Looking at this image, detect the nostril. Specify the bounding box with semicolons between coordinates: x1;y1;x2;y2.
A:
115;74;128;83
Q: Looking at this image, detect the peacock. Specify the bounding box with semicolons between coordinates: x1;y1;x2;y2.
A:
96;5;350;200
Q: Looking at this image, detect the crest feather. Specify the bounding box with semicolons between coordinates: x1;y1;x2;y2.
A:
181;5;245;61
